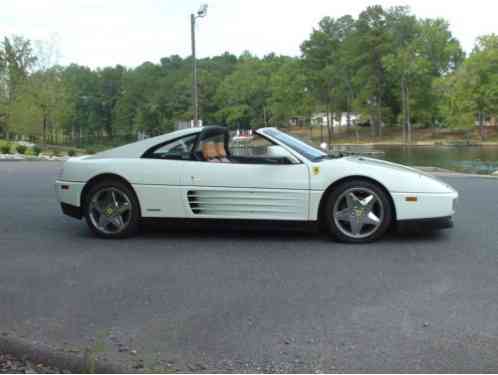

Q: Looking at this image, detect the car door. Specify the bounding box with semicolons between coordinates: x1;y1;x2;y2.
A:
136;133;198;218
181;132;310;220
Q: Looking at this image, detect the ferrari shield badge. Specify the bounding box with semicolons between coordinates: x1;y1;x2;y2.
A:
312;166;320;176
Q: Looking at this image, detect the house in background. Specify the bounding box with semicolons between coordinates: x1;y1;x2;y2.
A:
475;114;497;127
310;112;360;128
175;119;203;130
288;116;306;127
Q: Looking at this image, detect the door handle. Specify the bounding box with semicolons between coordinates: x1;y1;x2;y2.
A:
190;176;200;183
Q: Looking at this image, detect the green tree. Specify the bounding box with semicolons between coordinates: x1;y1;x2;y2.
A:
0;36;37;137
352;6;394;137
97;65;125;137
3;37;68;144
383;7;427;143
441;35;498;140
301;15;356;143
412;18;463;135
434;72;473;130
62;64;100;143
0;9;476;148
268;59;314;127
11;67;67;143
215;54;276;128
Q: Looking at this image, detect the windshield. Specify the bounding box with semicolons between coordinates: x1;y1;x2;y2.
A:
261;128;327;161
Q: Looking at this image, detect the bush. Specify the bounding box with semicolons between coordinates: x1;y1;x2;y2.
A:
51;149;60;157
32;145;42;156
1;144;11;154
67;149;76;157
86;149;96;155
16;145;27;154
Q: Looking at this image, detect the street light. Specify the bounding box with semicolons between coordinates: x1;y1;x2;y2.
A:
191;4;208;128
197;4;208;17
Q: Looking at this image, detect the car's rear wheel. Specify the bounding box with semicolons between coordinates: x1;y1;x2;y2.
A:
324;180;392;243
84;180;140;238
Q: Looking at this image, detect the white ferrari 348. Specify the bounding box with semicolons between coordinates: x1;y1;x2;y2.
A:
55;126;458;243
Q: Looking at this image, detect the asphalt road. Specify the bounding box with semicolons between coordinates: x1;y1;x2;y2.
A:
1;161;497;371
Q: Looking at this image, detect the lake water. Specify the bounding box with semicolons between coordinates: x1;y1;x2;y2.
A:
334;145;498;174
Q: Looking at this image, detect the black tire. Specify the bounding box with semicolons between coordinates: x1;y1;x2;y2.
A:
323;179;392;243
83;179;140;239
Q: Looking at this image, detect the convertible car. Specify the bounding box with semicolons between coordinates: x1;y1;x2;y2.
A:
55;126;458;243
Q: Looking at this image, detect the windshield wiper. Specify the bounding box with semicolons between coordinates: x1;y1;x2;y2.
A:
313;152;345;162
313;154;331;162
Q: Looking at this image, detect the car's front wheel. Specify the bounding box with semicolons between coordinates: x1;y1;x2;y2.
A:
84;180;140;238
324;180;392;243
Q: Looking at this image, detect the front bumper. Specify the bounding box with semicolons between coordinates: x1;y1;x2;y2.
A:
391;191;458;220
397;216;454;231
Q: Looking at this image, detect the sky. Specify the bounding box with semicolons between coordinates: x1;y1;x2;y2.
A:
1;0;497;68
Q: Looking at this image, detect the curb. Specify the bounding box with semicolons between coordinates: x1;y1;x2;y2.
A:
0;159;64;162
430;171;498;179
0;158;67;162
0;334;126;373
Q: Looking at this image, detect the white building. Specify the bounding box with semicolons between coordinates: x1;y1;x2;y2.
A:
175;119;203;130
310;112;360;128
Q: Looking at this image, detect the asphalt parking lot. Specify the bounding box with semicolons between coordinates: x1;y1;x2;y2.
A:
1;161;497;371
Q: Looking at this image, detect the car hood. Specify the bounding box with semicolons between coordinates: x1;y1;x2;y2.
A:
344;156;428;175
316;156;457;194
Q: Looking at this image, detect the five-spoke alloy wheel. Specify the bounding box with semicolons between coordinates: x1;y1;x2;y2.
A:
325;179;392;243
84;180;140;238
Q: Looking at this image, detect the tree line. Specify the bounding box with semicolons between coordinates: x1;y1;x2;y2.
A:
1;5;497;146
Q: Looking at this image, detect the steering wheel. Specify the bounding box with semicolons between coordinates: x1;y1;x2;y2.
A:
191;142;204;161
178;141;188;153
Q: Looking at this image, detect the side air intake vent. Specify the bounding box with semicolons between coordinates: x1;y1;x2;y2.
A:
187;190;304;218
187;190;202;214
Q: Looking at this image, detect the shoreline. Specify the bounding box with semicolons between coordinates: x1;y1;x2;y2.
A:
330;141;498;147
415;166;498;178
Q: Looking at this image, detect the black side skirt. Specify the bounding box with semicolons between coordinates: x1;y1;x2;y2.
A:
60;205;453;234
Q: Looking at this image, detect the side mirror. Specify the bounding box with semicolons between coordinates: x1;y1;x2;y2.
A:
267;145;300;164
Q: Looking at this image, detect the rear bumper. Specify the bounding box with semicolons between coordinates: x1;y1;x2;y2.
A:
55;180;85;219
60;202;82;219
397;216;453;231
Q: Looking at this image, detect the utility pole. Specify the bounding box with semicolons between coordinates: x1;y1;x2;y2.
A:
191;13;198;128
190;4;207;128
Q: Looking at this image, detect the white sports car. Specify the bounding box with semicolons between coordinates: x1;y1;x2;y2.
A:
55;126;458;243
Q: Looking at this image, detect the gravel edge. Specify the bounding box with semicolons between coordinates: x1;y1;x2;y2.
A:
0;335;125;374
0;352;66;373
